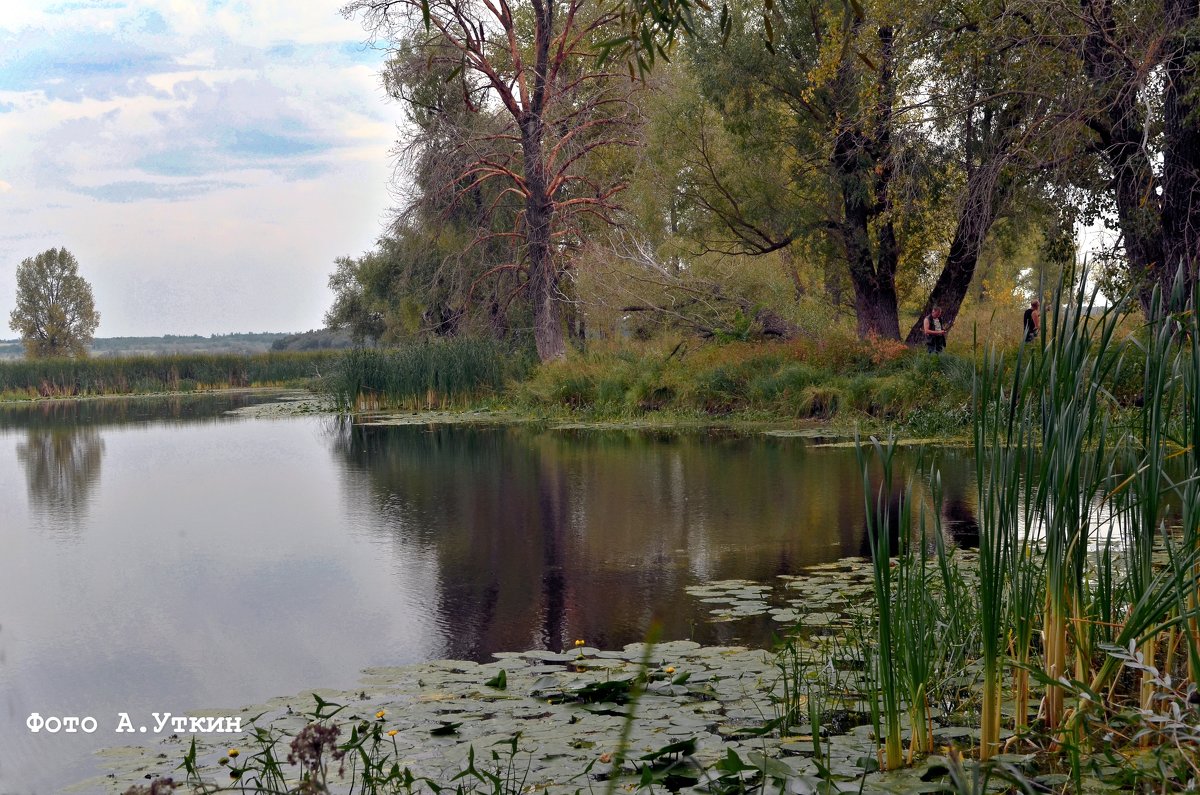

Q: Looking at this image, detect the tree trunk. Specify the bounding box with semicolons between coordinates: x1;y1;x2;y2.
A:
1161;0;1200;301
904;167;1010;345
524;171;566;361
524;0;566;362
1083;0;1165;315
829;26;901;341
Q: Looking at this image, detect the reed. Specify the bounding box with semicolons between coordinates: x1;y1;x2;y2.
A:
969;333;1022;759
894;496;938;761
855;433;905;769
0;351;338;397
327;338;521;410
1172;278;1200;686
1026;273;1124;732
1121;286;1180;717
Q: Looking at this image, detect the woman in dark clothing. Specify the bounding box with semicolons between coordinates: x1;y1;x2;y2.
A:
1023;300;1040;342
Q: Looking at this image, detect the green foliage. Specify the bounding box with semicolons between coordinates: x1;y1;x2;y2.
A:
9;247;100;359
327;338;527;410
0;351;337;398
515;338;973;428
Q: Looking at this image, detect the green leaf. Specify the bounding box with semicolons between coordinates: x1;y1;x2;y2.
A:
639;737;697;761
430;721;462;736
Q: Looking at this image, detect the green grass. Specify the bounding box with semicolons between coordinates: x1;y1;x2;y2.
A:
326;338;531;411
0;351;340;399
513;338;977;431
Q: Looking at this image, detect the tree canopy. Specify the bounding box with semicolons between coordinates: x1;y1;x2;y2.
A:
9;247;101;359
330;0;1200;351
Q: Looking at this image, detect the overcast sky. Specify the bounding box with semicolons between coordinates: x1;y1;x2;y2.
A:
0;1;405;337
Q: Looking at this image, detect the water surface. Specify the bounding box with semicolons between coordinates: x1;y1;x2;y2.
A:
0;394;976;792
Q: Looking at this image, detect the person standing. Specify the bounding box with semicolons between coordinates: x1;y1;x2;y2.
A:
1023;299;1040;342
923;306;948;354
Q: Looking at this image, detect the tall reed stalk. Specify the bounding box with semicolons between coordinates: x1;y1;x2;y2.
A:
1027;273;1123;731
895;496;939;761
856;434;905;770
1174;278;1200;685
1121;286;1179;716
970;334;1024;759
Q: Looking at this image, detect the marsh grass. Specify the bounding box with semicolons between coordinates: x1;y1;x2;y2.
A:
327;339;524;411
0;351;339;398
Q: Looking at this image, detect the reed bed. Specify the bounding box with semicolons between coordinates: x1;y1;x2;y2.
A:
0;351;340;398
326;338;525;411
851;269;1200;788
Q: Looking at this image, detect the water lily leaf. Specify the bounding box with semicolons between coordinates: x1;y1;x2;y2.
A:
530;675;560;693
639;736;697;761
746;751;795;778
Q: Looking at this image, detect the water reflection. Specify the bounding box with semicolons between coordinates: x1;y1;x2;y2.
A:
938;449;981;547
0;391;275;431
0;396;987;792
16;427;104;533
331;424;976;660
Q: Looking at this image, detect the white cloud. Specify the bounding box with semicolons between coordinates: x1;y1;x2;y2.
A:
0;0;405;336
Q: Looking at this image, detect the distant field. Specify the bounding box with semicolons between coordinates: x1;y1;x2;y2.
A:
0;329;357;359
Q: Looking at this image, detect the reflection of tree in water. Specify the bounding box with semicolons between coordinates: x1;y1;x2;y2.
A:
331;424;890;661
16;427;105;532
938;450;980;548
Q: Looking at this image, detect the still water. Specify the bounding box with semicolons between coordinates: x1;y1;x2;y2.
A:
0;393;976;793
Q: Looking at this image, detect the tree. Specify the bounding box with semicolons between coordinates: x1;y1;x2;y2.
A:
1067;0;1200;314
9;247;100;358
345;0;638;361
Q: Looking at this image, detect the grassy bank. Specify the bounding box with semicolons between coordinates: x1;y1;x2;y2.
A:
510;336;978;434
0;351;340;399
317;329;982;434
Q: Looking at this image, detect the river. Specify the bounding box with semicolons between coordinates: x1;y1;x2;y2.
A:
0;392;977;793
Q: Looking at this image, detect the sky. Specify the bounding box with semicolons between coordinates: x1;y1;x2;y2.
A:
0;0;406;337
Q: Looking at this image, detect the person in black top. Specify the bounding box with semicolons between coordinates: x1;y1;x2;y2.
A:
1023;299;1040;342
923;306;948;353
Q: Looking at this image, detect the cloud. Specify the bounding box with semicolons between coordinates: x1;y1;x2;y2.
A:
73;178;241;202
0;1;405;335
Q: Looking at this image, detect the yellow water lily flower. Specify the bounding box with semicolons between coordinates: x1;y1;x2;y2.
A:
376;710;386;719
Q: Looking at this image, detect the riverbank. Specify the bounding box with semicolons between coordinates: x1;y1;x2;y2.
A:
326;337;982;438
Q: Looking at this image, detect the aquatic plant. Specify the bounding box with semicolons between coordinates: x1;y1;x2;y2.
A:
855;433;906;770
327;338;518;411
0;351;338;397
